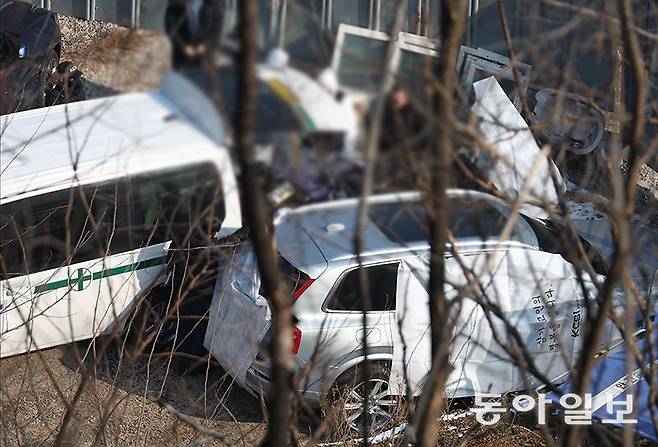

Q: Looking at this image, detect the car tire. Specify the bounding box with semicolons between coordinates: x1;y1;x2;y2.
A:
118;286;180;358
327;362;400;436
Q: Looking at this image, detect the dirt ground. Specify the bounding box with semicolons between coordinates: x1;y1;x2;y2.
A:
0;341;266;446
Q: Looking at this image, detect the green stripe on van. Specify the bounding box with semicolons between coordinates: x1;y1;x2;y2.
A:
33;255;168;295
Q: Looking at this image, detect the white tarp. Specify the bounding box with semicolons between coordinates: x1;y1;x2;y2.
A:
203;242;270;386
389;248;624;397
472;77;565;219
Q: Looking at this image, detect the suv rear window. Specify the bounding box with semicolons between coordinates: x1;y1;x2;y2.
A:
258;255;310;299
324;263;399;312
368;198;511;245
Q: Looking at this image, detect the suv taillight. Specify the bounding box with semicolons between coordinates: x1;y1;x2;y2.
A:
292;326;302;354
258;256;313;302
260;326;302;356
292;278;314;301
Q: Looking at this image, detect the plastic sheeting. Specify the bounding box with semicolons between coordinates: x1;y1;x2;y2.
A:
548;330;658;441
472;77;565;219
389;248;625;397
203;242;270;386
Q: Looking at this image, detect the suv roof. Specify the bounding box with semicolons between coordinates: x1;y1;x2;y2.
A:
275;190;529;278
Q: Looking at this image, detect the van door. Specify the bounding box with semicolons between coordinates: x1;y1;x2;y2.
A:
0;162;226;357
0;276;34;355
14;243;171;354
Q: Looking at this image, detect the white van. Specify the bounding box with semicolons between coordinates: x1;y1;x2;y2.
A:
0;73;241;358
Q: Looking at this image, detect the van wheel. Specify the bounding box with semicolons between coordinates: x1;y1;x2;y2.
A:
121;293;178;357
175;317;211;373
142;298;179;349
328;363;399;436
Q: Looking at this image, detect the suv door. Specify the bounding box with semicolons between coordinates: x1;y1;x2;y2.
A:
314;262;399;378
388;260;432;396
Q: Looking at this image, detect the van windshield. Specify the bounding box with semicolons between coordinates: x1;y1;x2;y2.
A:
180;67;306;140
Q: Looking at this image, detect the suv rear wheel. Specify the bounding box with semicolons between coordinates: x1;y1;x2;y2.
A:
328;363;400;436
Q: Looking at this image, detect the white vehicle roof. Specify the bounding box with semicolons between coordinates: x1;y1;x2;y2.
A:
1;72;241;235
275;190;536;278
258;63;358;136
1;85;226;202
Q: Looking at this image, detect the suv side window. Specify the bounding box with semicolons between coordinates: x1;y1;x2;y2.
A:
324;263;399;312
448;199;509;241
0;163;223;279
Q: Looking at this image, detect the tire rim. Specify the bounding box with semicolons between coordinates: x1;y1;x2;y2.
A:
342;377;398;434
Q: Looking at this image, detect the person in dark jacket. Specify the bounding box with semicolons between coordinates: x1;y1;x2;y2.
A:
0;0;61;114
370;85;429;191
379;85;426;154
164;0;223;68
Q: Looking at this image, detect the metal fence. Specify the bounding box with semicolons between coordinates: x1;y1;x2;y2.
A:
28;0;168;30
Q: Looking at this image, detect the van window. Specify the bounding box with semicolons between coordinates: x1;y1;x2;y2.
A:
324;263;399;311
183;67;305;139
0;163;224;279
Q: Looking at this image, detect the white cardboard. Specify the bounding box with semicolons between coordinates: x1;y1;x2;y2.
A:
389;248;624;397
472;77;564;219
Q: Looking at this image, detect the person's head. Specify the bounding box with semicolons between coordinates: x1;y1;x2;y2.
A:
265;47;289;68
390;86;410;110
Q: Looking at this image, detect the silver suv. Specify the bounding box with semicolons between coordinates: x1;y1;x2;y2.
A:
205;190;614;433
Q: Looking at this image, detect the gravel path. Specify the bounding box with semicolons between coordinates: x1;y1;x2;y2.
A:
58;15;170;98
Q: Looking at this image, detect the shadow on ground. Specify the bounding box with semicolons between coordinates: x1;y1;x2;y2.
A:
57;338;263;425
